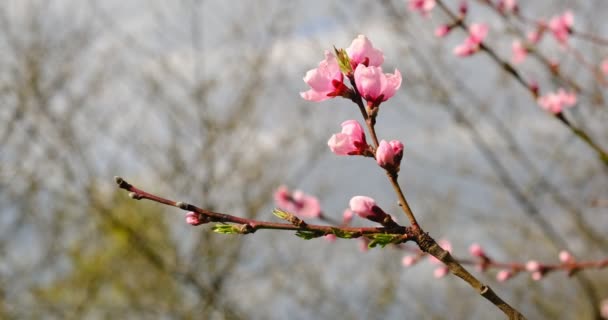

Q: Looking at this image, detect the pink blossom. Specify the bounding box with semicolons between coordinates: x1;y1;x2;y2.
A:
559;250;574;263
273;186;322;219
453;23;488;57
408;0;436;17
511;40;528;64
601;58;608;76
496;270;513;282
342;209;354;225
402;255;417;267
327;120;369;156
185;212;206;226
497;0;518;13
537;88;577;114
458;0;468;16
358;238;370;252
324;234;337;243
435;25;451;38
549;11;574;45
468;243;486;258
531;271;544;281
354;64;402;104
434;266;449;278
376;139;404;170
345;35;384;68
300;51;347;102
349;195;379;219
526;260;541;272
527;21;547;44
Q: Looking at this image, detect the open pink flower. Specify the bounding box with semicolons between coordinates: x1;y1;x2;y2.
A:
354;64;402;104
549;10;573;45
408;0;436;17
376;139;404;170
511;40;528;64
453;23;488;57
345;35;384;68
537;88;577;114
300;51;347;102
273;185;322;219
327;120;369;155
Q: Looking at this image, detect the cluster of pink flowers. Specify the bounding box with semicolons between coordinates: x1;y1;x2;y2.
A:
301;35;401;106
537;88;577;114
273;185;322;219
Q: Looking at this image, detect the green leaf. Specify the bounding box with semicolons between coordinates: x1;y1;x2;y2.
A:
295;230;322;240
367;234;400;248
334;46;352;74
331;227;357;239
272;208;290;220
212;224;240;234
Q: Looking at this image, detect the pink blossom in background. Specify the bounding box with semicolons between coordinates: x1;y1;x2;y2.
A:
468;243;485;258
458;0;468;16
511;40;528;64
531;271;543;281
324;234;337;243
376;139;404;169
559;250;574;263
300;51;346;102
497;0;518;13
342;209;354;225
354;64;402;104
601;299;608;319
434;266;449;278
453;23;488;57
349;195;378;219
526;260;541;272
345;35;384;68
549;10;573;45
327;120;369;156
408;0;436;17
601;58;608;76
185;212;205;226
527;20;547;44
434;25;451;38
402;255;417;267
537;88;577;114
358;238;370;252
496;270;513;282
273;186;322;219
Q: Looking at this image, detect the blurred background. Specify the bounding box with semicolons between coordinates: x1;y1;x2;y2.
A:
1;0;607;319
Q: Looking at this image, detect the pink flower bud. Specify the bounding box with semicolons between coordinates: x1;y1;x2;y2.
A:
434;266;449;278
345;35;384;68
185;212;206;226
458;0;468;16
601;299;608;319
496;270;513;282
435;25;451;38
354;64;402;105
549;10;573;45
402;255;417;267
511;40;528;64
537;88;577;114
468;243;485;258
324;234;337;243
301;51;347;102
526;260;541;272
349;196;383;219
559;250;574;263
453;23;488;57
497;0;518;13
327;120;369;156
531;271;543;281
376;139;404;170
342;209;354;225
408;0;436;17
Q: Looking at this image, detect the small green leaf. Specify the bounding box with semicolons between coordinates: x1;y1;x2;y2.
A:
334;46;352;74
212;225;240;234
272;208;290;220
367;234;400;248
331;227;357;239
295;230;322;240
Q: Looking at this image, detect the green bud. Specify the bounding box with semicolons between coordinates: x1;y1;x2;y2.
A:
331;227;357;239
334;46;352;74
367;234;401;248
295;230;323;240
272;208;290;220
212;224;241;234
